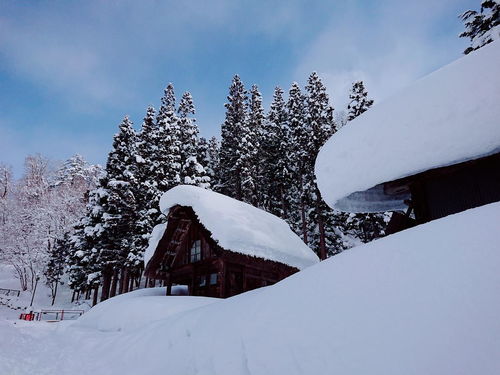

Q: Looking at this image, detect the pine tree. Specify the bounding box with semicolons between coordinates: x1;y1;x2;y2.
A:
347;81;374;121
460;0;499;54
54;154;86;186
156;83;181;191
197;137;210;176
261;86;291;218
304;72;340;259
66;188;105;304
206;136;220;189
95;116;138;301
219;75;248;199
178;92;211;188
45;234;69;305
286;82;311;244
345;81;388;243
240;85;263;205
132;106;162;278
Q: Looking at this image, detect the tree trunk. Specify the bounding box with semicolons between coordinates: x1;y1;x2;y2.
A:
300;200;308;245
30;277;39;307
110;268;119;298
136;270;142;288
51;282;58;306
318;215;327;260
122;269;130;294
100;270;112;302
92;285;99;306
118;268;126;295
128;274;135;292
166;273;172;296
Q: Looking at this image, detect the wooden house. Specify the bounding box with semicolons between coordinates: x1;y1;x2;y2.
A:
144;186;319;298
315;41;500;232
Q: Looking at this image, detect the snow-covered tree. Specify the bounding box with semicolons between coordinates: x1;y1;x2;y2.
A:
178;92;210;188
0;163;13;225
219;75;248;199
197;137;210;178
132;106;162;275
93;116;138;301
54;154;100;188
261;86;291;218
460;0;500;54
45;233;69;305
240;84;263;205
344;83;389;243
0;154;98;295
206;136;220;188
304;72;340;259
286;82;311;244
66;188;104;304
156;83;182;191
347;81;374;121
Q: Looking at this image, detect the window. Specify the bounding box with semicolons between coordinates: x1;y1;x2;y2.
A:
190;240;201;263
209;273;218;285
198;275;206;287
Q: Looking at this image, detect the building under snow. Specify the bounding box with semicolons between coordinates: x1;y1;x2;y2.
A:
144;185;318;298
316;41;500;231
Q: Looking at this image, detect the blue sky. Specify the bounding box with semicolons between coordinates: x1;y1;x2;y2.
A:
0;0;476;176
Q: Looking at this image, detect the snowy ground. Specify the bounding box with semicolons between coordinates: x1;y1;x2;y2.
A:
0;264;92;321
1;202;499;375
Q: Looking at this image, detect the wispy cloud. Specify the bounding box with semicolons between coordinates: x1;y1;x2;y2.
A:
0;0;477;175
293;0;472;107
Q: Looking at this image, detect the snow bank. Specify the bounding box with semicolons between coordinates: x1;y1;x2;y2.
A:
3;202;498;375
108;202;500;375
316;41;500;212
151;185;319;269
74;287;216;332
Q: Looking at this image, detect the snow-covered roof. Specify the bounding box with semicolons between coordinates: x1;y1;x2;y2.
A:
316;41;500;213
144;185;319;270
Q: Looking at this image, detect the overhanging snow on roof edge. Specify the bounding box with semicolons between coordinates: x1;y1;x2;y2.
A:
315;41;500;213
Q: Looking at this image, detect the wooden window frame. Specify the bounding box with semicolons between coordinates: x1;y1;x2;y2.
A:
190;240;202;263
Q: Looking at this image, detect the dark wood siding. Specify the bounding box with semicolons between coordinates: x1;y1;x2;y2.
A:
411;153;500;222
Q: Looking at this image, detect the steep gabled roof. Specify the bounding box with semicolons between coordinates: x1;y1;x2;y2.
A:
315;41;500;213
144;185;319;270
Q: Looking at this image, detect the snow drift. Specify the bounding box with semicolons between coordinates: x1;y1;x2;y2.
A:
2;202;499;375
145;185;319;270
315;41;500;212
74;287;216;332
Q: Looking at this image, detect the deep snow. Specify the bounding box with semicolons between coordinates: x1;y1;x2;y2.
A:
315;41;500;213
145;185;319;269
1;202;499;375
0;264;91;320
74;286;216;332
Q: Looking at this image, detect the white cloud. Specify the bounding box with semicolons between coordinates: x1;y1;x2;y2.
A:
293;0;472;108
